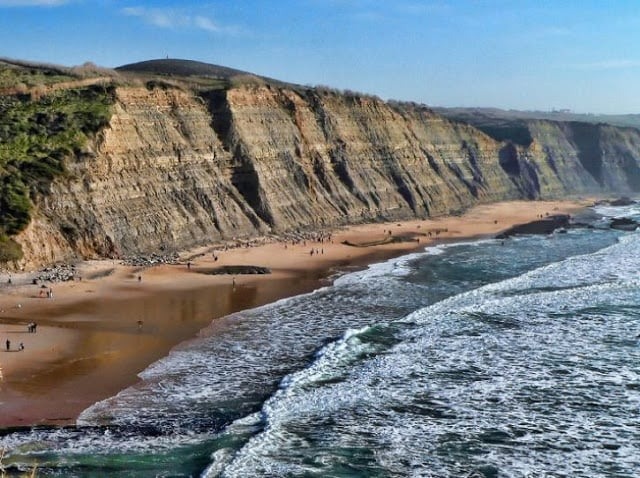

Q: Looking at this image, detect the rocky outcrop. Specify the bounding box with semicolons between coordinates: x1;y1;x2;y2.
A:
609;217;639;231
10;83;640;268
495;215;571;239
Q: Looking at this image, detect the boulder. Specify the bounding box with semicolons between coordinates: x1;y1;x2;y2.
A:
496;215;571;239
609;197;636;207
609;217;639;231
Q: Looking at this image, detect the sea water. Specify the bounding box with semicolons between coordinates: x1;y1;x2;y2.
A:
1;204;639;477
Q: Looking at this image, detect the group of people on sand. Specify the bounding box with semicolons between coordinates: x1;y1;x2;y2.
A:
5;339;24;352
1;322;38;353
283;231;334;248
38;287;54;299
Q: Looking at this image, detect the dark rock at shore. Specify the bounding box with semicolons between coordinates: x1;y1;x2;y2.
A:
566;222;594;230
609;217;639;231
609;197;636;207
199;265;271;275
594;197;636;207
496;214;571;239
342;234;419;248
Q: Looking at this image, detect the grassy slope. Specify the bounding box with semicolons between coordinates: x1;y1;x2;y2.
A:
0;58;256;264
0;61;115;262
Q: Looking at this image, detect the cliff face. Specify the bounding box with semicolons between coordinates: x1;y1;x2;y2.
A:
18;86;266;266
206;87;522;228
13;84;640;267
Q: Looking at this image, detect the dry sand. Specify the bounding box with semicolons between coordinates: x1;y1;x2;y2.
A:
0;200;590;427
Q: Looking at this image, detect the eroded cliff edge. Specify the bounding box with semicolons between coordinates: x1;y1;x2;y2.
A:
11;82;640;267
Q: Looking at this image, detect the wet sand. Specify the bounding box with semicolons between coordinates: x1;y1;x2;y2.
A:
0;200;589;427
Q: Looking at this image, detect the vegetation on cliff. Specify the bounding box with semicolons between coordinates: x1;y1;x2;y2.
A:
0;83;114;261
0;61;73;90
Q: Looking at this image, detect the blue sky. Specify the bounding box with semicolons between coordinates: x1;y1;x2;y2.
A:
0;0;639;114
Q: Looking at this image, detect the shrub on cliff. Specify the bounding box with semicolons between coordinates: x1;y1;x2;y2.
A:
0;84;115;259
0;233;23;263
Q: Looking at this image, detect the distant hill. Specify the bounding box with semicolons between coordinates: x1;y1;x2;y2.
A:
433;107;640;148
435;107;640;133
116;59;253;79
115;58;304;91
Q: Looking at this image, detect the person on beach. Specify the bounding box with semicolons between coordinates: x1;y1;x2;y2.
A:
19;342;24;351
138;275;142;282
5;339;9;351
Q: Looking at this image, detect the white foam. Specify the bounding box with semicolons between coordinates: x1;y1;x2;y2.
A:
216;230;640;477
593;201;640;218
11;225;635;476
0;427;212;460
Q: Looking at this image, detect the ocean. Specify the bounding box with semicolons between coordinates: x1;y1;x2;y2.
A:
1;203;639;477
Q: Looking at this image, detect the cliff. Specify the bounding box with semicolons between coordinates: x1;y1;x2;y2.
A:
3;66;640;268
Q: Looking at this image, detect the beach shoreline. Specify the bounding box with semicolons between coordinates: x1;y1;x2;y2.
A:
0;199;591;428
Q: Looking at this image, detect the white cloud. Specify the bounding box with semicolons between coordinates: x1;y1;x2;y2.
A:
0;0;68;5
194;16;220;33
122;6;238;35
122;7;180;28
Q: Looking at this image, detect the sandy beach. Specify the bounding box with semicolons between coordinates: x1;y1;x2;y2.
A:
0;199;590;427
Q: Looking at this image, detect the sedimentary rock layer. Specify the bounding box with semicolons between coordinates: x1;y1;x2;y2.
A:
13;84;640;267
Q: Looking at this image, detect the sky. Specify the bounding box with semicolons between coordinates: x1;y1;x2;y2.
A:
1;0;639;114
